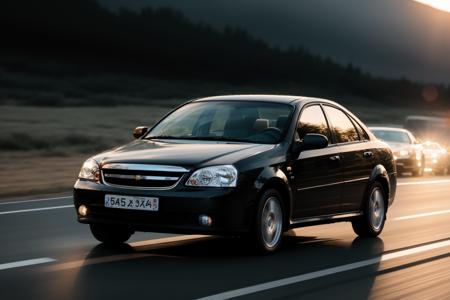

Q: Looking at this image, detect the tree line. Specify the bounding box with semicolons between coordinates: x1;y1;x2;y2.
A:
0;0;448;108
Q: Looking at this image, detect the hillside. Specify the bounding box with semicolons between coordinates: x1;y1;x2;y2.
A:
101;0;450;83
0;0;449;108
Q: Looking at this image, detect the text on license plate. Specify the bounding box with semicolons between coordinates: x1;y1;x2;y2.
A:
104;194;159;211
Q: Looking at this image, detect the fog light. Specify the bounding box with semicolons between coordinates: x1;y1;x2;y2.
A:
199;215;213;226
78;205;88;217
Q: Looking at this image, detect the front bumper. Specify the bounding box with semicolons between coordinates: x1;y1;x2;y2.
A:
73;180;257;235
424;155;448;171
395;157;421;172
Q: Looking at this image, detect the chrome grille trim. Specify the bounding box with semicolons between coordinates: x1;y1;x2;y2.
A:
101;163;189;173
103;174;180;181
100;163;188;190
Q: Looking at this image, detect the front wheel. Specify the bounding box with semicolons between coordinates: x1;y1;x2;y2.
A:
89;223;133;245
252;189;284;254
352;182;387;237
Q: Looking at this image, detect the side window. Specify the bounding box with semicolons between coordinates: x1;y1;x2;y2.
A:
297;105;330;142
323;106;359;143
352;118;369;141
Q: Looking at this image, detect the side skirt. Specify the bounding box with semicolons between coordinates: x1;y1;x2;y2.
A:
289;212;362;228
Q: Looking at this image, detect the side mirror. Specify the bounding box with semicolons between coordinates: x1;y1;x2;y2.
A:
292;133;328;156
133;126;149;139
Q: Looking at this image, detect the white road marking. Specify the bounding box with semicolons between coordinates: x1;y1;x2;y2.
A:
393;209;450;221
130;235;211;247
0;196;72;206
0;205;73;215
397;179;450;186
197;239;450;300
0;258;57;271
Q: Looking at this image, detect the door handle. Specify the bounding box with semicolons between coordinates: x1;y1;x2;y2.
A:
363;151;374;158
329;155;341;161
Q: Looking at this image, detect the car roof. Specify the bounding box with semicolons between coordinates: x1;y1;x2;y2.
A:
192;94;335;105
406;115;447;122
369;126;410;133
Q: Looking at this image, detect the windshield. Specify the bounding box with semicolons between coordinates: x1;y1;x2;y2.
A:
146;101;294;144
424;143;442;150
372;129;412;144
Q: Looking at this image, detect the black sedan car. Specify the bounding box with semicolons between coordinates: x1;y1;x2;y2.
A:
74;95;397;253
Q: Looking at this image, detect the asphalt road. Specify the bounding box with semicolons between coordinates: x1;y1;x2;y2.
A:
1;176;450;300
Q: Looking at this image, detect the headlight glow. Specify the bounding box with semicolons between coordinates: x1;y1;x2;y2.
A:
399;150;409;157
415;151;422;161
78;158;100;182
186;165;237;187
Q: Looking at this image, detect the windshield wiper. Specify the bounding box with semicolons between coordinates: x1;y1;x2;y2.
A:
143;135;181;140
184;136;252;143
145;135;250;143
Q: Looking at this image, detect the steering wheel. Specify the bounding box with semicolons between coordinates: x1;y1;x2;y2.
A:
250;127;282;143
261;127;281;136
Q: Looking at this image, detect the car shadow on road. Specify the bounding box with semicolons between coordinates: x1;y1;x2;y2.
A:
67;234;385;300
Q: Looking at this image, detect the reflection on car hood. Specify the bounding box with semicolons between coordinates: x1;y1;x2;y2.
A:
93;139;275;169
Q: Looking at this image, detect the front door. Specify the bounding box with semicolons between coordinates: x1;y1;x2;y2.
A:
291;104;343;219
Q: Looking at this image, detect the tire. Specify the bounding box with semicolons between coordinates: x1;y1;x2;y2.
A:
252;189;284;254
89;223;133;245
352;182;387;238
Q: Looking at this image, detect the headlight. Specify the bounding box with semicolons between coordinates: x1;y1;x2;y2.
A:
415;150;422;161
186;165;237;187
78;158;100;182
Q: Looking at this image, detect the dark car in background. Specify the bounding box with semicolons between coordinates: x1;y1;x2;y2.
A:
370;127;424;176
404;115;450;147
74;95;397;253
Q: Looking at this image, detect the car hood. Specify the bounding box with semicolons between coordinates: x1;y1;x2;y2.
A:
384;141;414;152
93;139;275;169
423;148;447;158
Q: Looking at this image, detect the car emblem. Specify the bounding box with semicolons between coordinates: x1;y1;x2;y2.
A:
135;175;143;181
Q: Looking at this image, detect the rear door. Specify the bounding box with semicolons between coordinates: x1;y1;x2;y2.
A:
291;104;343;219
322;105;374;212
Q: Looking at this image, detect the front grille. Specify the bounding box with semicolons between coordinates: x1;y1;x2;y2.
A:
101;163;188;189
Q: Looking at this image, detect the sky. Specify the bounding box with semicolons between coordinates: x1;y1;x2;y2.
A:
99;0;450;84
414;0;450;13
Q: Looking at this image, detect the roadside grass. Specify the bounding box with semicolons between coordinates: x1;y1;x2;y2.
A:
0;105;170;198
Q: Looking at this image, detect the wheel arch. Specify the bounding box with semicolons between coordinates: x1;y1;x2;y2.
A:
368;164;391;211
255;166;293;228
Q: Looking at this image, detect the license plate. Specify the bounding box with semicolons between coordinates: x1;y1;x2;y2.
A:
104;194;159;212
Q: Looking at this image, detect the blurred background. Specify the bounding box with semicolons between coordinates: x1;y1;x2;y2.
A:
1;0;450;198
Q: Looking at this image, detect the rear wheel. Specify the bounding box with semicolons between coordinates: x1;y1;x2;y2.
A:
89;223;133;245
352;182;387;237
252;189;284;254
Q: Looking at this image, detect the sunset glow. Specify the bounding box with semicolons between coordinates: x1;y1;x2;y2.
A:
414;0;450;13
